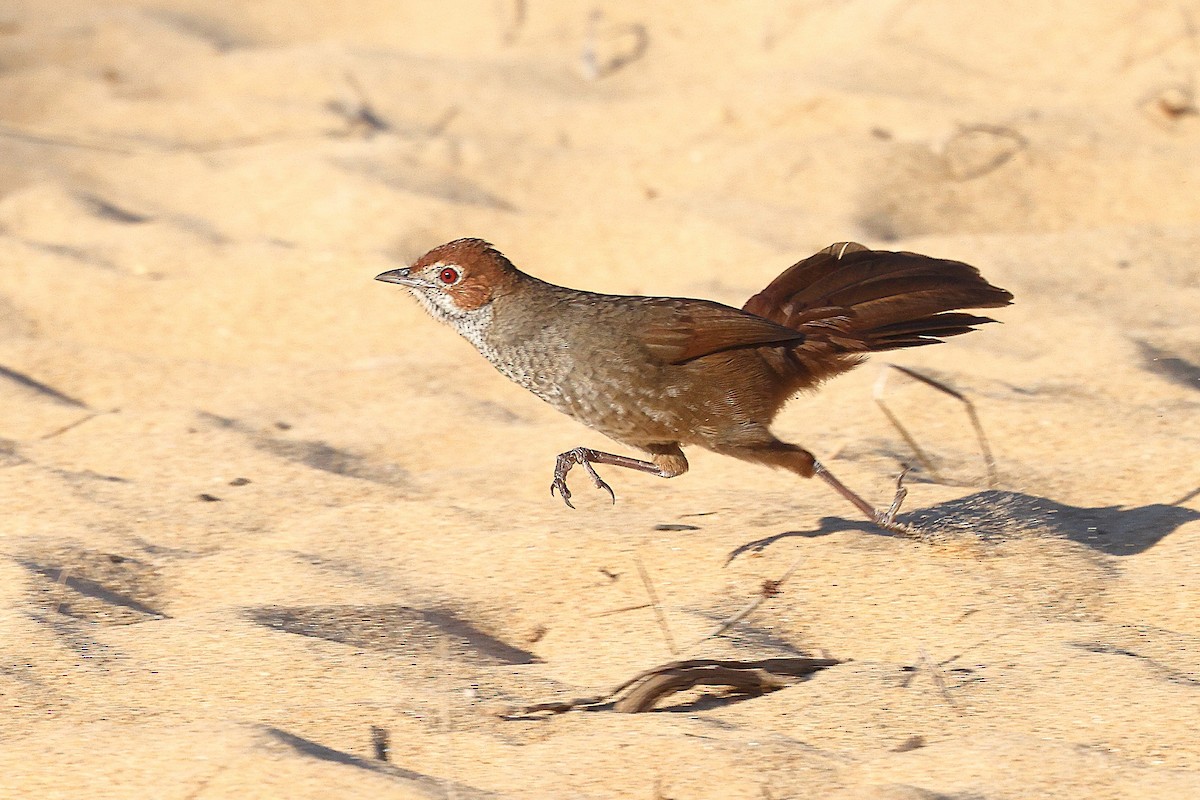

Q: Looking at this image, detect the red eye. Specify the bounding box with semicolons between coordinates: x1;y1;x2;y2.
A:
438;267;459;284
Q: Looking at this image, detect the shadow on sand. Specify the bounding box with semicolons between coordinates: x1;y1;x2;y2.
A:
729;489;1200;561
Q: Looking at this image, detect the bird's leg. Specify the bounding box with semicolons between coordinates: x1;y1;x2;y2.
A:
707;436;914;534
551;446;685;508
813;460;911;533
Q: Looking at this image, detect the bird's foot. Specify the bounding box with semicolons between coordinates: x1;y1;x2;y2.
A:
814;460;919;536
550;447;616;509
873;466;915;535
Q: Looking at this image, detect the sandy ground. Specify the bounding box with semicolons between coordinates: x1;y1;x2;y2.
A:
2;1;1199;797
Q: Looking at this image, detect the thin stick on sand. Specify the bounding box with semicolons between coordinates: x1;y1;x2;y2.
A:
635;552;678;656
682;552;805;654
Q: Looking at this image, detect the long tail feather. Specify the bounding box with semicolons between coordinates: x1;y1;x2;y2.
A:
744;243;1012;354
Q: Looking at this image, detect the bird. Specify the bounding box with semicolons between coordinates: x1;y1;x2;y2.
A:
375;238;1011;530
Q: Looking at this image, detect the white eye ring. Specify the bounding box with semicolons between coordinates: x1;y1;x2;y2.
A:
437;266;461;285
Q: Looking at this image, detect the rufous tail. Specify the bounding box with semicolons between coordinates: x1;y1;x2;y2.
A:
743;242;1013;353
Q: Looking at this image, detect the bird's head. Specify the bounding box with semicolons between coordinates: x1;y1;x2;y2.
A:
375;238;521;325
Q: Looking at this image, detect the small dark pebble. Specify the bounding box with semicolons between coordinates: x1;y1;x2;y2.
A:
654;523;700;531
370;726;390;761
892;735;926;752
229;477;251;486
197;493;222;502
274;421;292;430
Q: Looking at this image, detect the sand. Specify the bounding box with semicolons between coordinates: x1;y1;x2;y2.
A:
2;1;1199;797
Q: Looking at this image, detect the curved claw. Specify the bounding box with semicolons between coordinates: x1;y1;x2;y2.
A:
578;459;616;504
551;447;621;508
550;478;576;509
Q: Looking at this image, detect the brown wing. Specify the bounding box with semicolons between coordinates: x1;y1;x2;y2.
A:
637;298;806;365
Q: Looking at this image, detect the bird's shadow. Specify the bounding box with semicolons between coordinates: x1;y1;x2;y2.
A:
728;489;1200;562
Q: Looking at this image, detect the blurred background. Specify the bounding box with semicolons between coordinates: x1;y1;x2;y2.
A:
2;2;1199;797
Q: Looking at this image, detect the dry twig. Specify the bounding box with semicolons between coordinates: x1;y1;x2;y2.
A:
635;552;678;655
505;656;840;717
683;553;803;653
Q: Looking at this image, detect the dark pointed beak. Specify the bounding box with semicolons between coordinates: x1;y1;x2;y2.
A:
375;267;420;287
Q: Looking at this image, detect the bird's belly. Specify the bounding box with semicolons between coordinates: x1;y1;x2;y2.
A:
549;354;774;449
483;332;780;450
